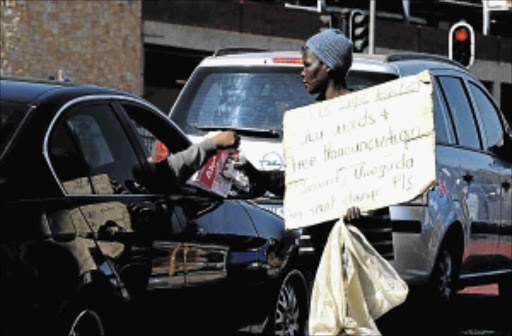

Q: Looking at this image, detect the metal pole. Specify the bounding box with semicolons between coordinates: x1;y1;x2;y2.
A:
482;1;490;35
317;0;326;13
369;0;376;54
402;0;410;24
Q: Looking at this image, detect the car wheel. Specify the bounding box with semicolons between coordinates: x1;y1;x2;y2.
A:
266;269;308;336
67;308;105;336
430;243;459;304
57;295;117;336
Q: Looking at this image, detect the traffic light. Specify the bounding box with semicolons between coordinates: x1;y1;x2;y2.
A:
449;21;475;68
349;10;369;53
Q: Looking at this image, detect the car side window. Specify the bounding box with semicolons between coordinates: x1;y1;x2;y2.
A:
49;102;145;195
120;102;190;157
432;83;455;144
437;76;481;150
119;101;197;194
468;82;505;151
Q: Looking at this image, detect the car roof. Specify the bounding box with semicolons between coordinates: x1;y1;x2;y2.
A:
198;50;471;78
201;50;394;69
0;77;132;105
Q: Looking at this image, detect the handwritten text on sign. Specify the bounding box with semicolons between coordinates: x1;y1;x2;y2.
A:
283;71;436;229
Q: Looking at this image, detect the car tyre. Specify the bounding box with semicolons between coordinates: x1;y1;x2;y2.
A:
265;269;308;336
66;308;105;336
430;242;460;305
57;294;118;336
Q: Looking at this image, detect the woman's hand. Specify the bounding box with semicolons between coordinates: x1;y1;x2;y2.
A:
343;206;361;223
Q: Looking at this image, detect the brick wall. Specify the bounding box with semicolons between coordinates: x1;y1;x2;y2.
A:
1;0;143;95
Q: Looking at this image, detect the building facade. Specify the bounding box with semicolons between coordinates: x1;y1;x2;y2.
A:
1;0;510;123
141;1;511;122
1;0;143;95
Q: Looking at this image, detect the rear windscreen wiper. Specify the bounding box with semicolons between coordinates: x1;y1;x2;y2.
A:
195;125;281;139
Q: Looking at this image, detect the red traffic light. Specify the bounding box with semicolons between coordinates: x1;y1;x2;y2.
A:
455;28;469;42
449;22;474;67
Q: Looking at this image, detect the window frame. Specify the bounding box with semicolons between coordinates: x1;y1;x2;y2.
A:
48;98;145;196
432;79;456;145
45;95;175;197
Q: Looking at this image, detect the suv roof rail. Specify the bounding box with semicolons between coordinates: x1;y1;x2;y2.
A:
386;52;465;69
213;47;268;57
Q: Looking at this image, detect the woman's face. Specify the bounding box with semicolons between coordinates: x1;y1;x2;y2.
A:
301;47;329;95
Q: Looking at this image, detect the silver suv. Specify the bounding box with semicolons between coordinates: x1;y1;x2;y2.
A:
170;50;512;301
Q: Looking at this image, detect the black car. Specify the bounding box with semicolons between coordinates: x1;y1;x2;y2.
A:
0;78;309;335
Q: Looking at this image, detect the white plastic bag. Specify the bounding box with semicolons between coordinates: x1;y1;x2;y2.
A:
309;219;409;335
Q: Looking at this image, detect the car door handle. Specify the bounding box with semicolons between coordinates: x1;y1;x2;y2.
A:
502;180;511;192
462;172;473;184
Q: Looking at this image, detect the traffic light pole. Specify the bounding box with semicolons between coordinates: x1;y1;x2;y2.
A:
369;0;376;55
483;2;490;35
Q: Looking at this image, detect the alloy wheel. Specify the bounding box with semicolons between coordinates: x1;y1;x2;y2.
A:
273;271;306;336
68;309;104;336
436;248;454;303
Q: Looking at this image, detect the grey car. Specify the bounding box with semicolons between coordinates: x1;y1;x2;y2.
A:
170;50;512;303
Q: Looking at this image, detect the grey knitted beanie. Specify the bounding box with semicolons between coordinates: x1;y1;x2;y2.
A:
305;28;353;72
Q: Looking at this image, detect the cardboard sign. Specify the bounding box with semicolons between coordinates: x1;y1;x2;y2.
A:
283;71;436;229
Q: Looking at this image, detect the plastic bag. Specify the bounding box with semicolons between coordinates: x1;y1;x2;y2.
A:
309;219;408;335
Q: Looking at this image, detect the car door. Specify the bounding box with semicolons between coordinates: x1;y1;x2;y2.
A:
466;81;512;269
116;100;262;288
47;98;185;296
436;75;501;274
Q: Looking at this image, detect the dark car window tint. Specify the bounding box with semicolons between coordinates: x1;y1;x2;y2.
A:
49;103;144;195
433;84;455;144
49;119;92;191
0;101;31;159
121;102;189;156
438;77;481;150
468;82;505;150
126;110;161;163
121;102;198;194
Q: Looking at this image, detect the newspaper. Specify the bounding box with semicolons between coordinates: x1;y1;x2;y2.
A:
187;150;238;197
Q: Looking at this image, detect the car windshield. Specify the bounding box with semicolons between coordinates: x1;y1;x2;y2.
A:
0;101;31;159
171;66;398;137
172;67;315;136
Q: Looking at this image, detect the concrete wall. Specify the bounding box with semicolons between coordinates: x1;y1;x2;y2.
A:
1;0;143;95
143;21;306;53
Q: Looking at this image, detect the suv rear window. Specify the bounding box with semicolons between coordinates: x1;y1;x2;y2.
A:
172;67;315;135
171;66;397;136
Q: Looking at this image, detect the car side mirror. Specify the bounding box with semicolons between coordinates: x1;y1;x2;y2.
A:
168;192;222;219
